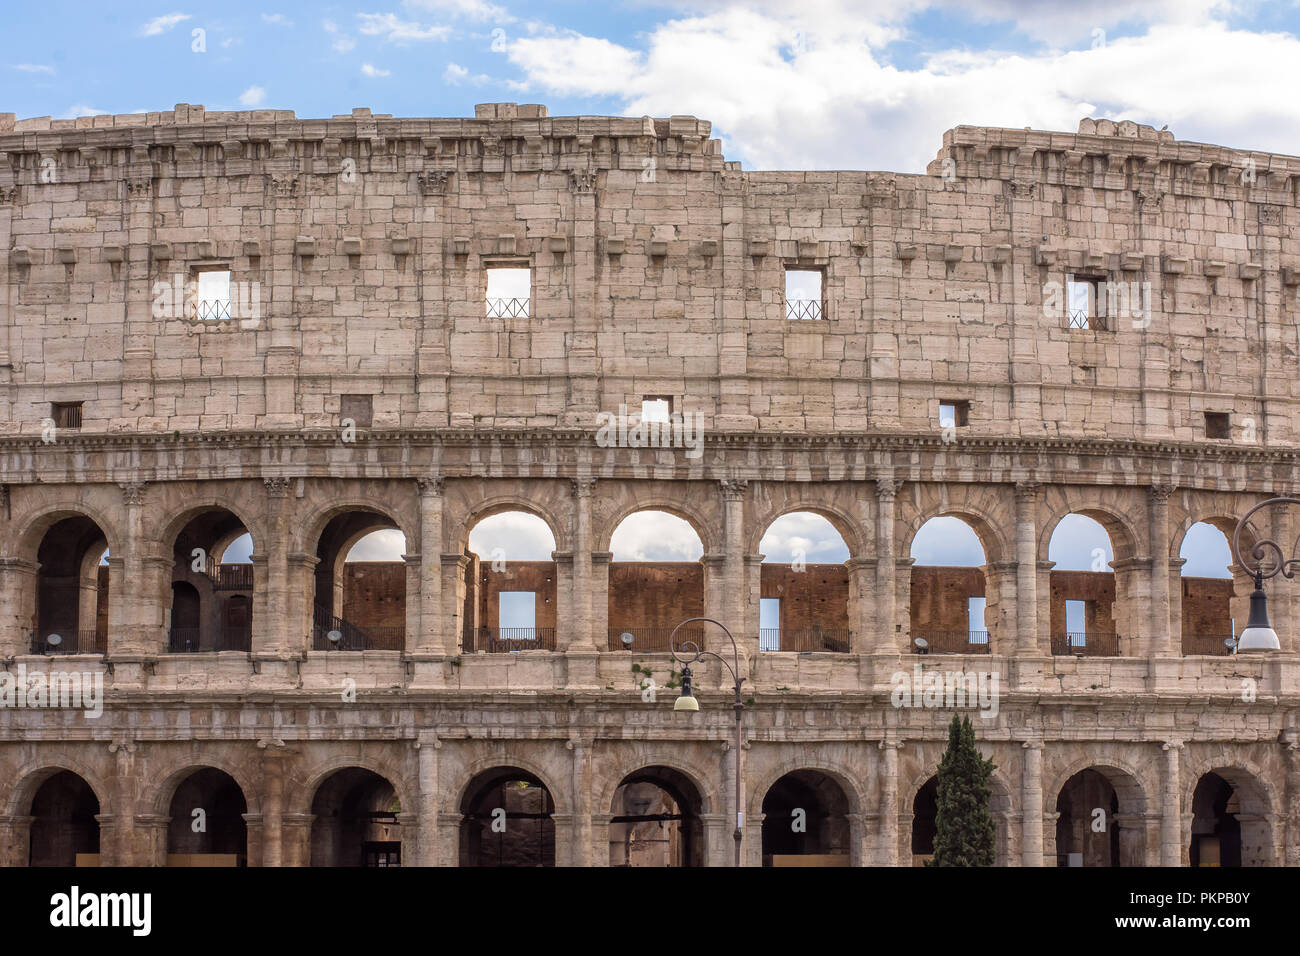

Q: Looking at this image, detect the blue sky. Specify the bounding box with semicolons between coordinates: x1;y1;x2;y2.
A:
6;1;1300;171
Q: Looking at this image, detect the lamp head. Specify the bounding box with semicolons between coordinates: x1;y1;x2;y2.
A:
1236;574;1280;653
673;665;699;712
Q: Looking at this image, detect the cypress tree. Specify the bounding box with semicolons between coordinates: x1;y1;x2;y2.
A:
927;713;997;866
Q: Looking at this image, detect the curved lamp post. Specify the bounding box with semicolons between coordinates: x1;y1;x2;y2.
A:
668;616;745;867
1230;497;1299;653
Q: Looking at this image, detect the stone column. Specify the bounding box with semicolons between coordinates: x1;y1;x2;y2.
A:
282;814;313;867
847;557;877;654
566;479;596;651
416;478;444;651
1269;498;1299;652
260;743;287;867
1160;740;1182;866
591;550;611;651
109;739;137;866
874;478;900;653
568;736;593;867
256;477;293;657
1021;740;1044;866
1015;482;1041;654
1148;484;1175;656
441;553;469;654
720;480;751;659
116;481;148;653
416;730;441;866
878;738;901;865
1284;735;1300;867
0;557;38;656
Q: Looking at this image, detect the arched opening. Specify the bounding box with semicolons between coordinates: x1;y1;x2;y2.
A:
758;513;851;652
910;777;938;865
609;766;704;867
1048;513;1120;656
32;516;109;654
1054;768;1145;866
28;771;100;866
1179;521;1237;656
608;510;705;652
166;768;247;866
909;517;989;654
1190;770;1272;867
312;511;406;651
761;770;852;866
168;510;253;652
465;512;558;652
310;768;402;866
459;767;555;867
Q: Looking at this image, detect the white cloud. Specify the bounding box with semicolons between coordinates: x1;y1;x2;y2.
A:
345;529;408;561
11;63;55;74
469;513;557;561
261;13;293;26
911;516;987;566
61;104;108;120
506;7;1300;172
759;512;849;564
443;62;469;83
610;512;703;562
140;13;191;36
357;12;453;42
362;63;392;76
404;0;515;23
238;85;267;107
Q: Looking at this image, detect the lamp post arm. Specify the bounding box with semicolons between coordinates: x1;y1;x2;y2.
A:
1232;496;1300;582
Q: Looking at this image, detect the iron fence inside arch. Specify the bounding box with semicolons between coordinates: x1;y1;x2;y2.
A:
486;297;530;319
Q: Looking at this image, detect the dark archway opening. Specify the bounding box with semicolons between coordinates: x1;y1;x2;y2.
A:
911;777;938;865
1190;772;1242;867
609;766;704;867
459;768;555;867
168;511;253;652
34;516;108;654
1055;769;1122;866
310;768;401;866
166;768;248;866
761;770;851;866
29;771;100;866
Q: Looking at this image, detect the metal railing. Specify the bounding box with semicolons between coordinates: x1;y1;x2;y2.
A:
312;604;404;651
1181;633;1237;656
168;627;251;653
607;626;705;653
465;625;556;653
187;298;233;321
486;297;530;319
28;628;106;655
1051;632;1120;656
758;628;851;653
1067;309;1108;331
910;629;991;654
206;563;253;591
786;298;824;320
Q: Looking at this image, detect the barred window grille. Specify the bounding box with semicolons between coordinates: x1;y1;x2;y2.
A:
486;266;531;319
51;402;83;429
785;268;825;320
786;298;824;320
486;297;530;318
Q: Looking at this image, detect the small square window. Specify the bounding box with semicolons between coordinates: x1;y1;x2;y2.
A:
939;400;970;428
1066;274;1108;330
191;268;232;321
486;266;531;318
1205;412;1231;439
51;402;83;430
340;394;373;428
641;396;672;423
785;269;824;320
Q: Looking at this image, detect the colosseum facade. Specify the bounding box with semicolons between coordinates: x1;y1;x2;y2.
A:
0;101;1297;868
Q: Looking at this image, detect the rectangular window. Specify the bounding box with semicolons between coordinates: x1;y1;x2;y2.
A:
1205;412;1231;440
967;597;986;643
641;396;672;424
191;268;232;321
486;266;531;318
784;269;824;320
939;400;970;428
1065;600;1086;645
1066;274;1107;330
499;591;537;635
760;597;781;652
51;402;83;430
340;394;373;428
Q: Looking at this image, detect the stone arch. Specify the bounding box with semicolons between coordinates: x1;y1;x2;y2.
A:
1180;755;1278;821
145;756;261;817
12;501;121;562
447;753;570;817
747;756;866;820
595;752;718;817
902;760;1014;865
287;753;416;819
5;758;111;818
456;762;559;868
450;491;569;555
897;489;1011;566
1045;755;1151;813
747;502;863;558
1182;758;1278;867
151;497;266;562
1038;492;1142;565
294;497;414;557
600;500;717;556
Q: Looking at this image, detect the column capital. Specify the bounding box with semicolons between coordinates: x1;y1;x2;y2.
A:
1014;480;1042;502
1148;482;1176;502
719;478;748;501
416;476;444;498
263;476;293;498
875;476;900;501
1161;739;1184;751
118;481;148;506
570;477;597;498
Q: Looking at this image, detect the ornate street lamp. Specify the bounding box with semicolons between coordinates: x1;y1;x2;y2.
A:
668;616;745;867
1230;497;1299;653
